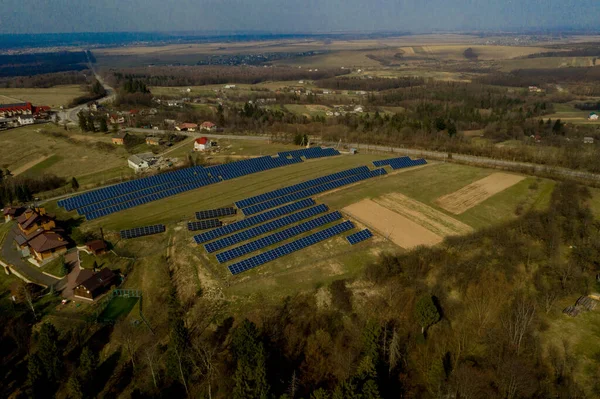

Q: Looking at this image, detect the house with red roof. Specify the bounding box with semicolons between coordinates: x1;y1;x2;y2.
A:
200;121;217;131
194;137;210;151
176;123;198;132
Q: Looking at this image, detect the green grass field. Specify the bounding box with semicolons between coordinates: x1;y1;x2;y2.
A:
544;103;599;125
98;296;138;321
0;85;87;108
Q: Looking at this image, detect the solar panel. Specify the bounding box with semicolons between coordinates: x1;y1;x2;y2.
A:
373;157;427;169
228;220;354;275
195;208;236;220
346;229;373;245
187;219;222;231
240;169;387;216
235;166;370;209
216;211;342;263
120;224;166;239
205;204;328;253
193;198;316;244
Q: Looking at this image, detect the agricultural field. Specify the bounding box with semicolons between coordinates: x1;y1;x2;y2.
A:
498;56;596;72
0;85;87;108
544;102;599;125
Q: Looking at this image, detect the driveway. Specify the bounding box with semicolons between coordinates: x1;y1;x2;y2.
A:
1;228;65;288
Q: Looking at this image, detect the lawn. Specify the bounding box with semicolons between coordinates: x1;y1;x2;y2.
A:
40;257;67;278
544;102;598;125
98;296;138;322
0;125;130;181
0;85;87;108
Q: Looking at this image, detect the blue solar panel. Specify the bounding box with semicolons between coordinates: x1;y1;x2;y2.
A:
240;169;387;216
59;151;309;220
216;211;342;263
228;220;354;275
373;157;427;169
347;229;373;245
205;204;328;253
235;166;370;209
193;198;316;244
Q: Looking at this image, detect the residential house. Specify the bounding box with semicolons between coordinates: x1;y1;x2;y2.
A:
112;132;128;145
129;109;139;117
200;121;217;132
224;85;236;89
584;137;595;144
176;123;198;132
109;114;125;124
74;268;118;301
3;206;24;222
145;136;161;146
128;153;155;172
194;137;210;151
28;231;68;262
589;113;599;121
16;208;56;236
354;106;364;113
17;115;34;125
85;240;108;256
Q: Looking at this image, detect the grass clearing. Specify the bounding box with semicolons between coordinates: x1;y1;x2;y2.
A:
0;85;87;108
98;296;138;321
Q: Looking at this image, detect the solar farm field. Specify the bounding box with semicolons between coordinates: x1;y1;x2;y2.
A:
67;152;556;305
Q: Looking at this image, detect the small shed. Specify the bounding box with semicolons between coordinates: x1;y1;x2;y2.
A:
194;137;209;152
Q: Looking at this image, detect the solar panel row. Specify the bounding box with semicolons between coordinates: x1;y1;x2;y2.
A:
235;166;371;209
205;204;328;253
278;146;341;160
347;229;373;245
59;165;210;211
206;155;302;181
59;152;309;219
195;207;236;220
241;168;387;216
228;220;354;275
76;176;219;215
187;219;222;231
120;224;166;239
193;198;316;244
373;156;427;169
217;211;342;263
85;178;216;220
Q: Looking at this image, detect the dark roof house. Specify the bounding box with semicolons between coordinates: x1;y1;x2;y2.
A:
74;268;118;300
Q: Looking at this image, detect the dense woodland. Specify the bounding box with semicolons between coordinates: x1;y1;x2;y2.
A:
0;170;65;208
105;66;350;87
2;182;599;398
0;51;91;78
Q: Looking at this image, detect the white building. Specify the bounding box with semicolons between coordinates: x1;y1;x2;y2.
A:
194;137;210;151
589;113;599;121
17;115;34;125
128;153;155;172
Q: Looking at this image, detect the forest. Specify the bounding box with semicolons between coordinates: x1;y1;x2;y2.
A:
0;51;90;78
105;66;349;87
3;181;598;398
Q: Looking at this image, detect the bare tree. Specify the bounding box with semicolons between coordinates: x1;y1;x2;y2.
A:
114;320;139;369
191;340;218;399
501;298;536;355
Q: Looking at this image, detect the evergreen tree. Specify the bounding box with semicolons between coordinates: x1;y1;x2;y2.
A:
78;112;88;131
36;323;62;384
71;177;79;191
415;296;441;334
99;117;108;132
232;320;270;399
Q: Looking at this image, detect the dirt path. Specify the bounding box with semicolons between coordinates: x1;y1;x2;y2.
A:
343;199;443;249
436;172;525;214
12;154;53;176
374;193;473;237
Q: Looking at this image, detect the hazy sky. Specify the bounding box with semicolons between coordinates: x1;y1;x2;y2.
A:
1;0;599;34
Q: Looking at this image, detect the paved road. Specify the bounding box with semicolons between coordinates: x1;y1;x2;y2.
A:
58;58;115;124
1;227;64;287
126;128;271;141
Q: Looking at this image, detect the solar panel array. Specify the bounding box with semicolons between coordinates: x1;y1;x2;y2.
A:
205;204;328;253
347;229;373;245
120;224;166;239
193;199;316;244
187;219;222;231
228;221;354;275
278;146;340;160
85;178;217;220
235;166;370;209
217;211;342;263
240;168;387;216
206;155;302;181
373;156;427;169
195;207;236;220
59;166;211;211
